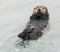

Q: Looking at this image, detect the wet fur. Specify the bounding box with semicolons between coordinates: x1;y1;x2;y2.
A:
18;6;49;41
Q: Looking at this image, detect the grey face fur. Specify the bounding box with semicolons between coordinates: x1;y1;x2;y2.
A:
18;6;49;41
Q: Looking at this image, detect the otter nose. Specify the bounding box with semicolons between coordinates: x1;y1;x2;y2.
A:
38;9;41;12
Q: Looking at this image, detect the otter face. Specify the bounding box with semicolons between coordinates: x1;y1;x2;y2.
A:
33;6;49;16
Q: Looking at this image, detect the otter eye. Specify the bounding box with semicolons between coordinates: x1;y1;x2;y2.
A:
34;8;36;9
34;8;37;9
42;8;45;9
